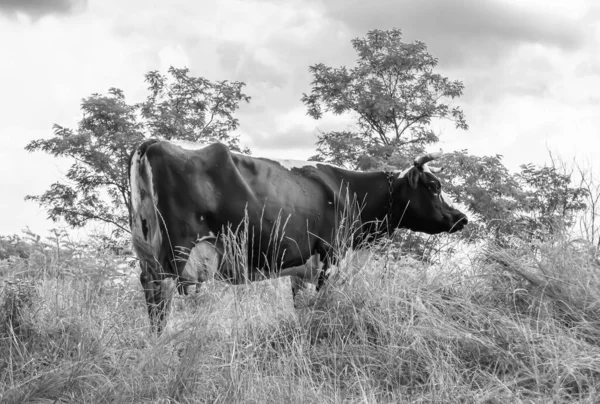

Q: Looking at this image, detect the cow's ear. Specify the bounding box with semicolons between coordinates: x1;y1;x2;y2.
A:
407;166;421;189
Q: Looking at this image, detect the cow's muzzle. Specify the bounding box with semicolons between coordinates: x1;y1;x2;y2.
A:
449;214;468;233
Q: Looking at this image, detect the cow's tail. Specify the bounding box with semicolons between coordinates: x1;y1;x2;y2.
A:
129;139;164;263
129;139;174;333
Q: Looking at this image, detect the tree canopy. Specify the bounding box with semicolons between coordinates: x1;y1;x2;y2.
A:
439;151;587;243
302;28;467;170
26;67;250;234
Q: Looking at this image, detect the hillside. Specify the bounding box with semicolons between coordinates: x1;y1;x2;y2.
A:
1;234;600;403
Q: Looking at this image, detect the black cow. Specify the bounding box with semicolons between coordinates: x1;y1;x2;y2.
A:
129;139;467;333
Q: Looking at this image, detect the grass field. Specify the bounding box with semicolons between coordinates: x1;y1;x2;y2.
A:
1;234;600;403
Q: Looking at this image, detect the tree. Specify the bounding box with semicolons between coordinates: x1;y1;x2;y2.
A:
440;149;587;235
26;88;144;234
26;67;250;234
302;28;468;170
439;150;587;244
438;150;525;239
576;162;600;247
516;162;587;239
0;234;32;259
141;67;250;153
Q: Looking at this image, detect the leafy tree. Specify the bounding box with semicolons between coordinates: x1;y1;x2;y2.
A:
26;88;144;234
141;67;250;153
575;162;600;247
438;150;525;239
516;163;587;239
0;227;57;260
302;28;468;170
0;234;32;259
440;151;587;243
26;67;250;234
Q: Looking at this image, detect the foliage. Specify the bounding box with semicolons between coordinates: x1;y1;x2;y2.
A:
439;151;587;244
516;163;588;238
439;150;525;239
25;67;250;234
0;279;37;334
140;67;250;153
0;235;32;260
575;162;600;247
25;88;142;233
302;28;468;170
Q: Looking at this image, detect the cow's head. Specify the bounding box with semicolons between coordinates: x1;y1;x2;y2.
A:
392;150;467;234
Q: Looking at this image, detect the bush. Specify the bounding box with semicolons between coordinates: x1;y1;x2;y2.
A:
0;279;37;335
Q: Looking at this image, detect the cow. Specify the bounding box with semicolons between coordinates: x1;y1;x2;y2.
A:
128;139;468;333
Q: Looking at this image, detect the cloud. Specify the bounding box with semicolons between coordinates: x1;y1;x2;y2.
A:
248;125;319;151
575;56;600;78
250;125;317;154
210;15;352;128
216;41;288;88
0;0;86;18
245;127;321;161
313;0;586;68
242;105;358;155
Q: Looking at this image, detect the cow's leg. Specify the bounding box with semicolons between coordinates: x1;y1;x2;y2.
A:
316;263;329;292
291;276;307;298
315;246;333;292
279;254;322;303
139;261;173;335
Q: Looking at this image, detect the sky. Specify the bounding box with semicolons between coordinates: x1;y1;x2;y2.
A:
1;0;599;237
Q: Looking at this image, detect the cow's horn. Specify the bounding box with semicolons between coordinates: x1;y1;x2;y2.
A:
414;149;443;166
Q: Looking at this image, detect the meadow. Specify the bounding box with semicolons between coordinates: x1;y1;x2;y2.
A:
1;230;600;403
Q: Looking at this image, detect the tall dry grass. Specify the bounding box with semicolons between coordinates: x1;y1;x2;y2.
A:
1;226;600;403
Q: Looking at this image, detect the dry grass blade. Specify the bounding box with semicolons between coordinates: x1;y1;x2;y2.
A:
2;226;600;402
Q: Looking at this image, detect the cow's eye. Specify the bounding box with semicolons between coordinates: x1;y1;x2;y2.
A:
428;182;439;194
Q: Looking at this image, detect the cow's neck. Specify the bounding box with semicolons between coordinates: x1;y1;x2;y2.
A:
331;168;394;223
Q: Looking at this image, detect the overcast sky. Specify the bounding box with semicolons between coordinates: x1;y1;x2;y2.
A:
1;0;599;236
